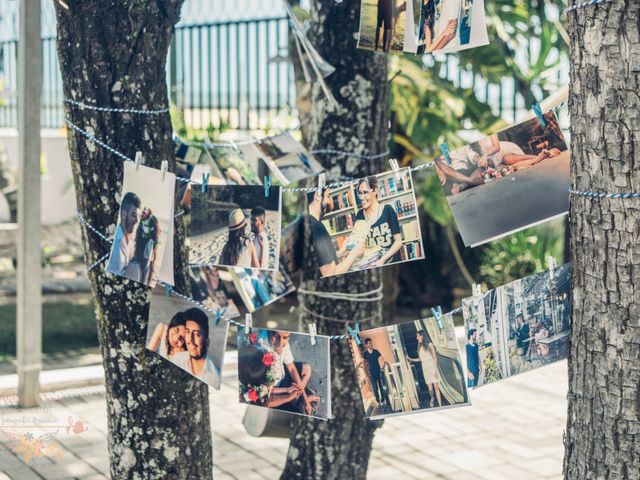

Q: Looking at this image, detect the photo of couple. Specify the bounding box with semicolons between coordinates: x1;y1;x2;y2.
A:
106;162;175;287
189;185;282;270
307;168;424;278
436;111;570;246
239;133;324;186
237;328;331;419
229;268;296;313
146;286;229;389
189;266;240;318
357;0;488;54
348;314;469;419
462;263;571;388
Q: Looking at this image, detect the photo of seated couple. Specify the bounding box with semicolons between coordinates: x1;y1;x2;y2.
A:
436;111;570;247
146;287;229;390
307;171;424;278
107;162;174;287
238;328;331;419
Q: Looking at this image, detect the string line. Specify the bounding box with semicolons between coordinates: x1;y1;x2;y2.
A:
64;98;170;115
564;0;611;14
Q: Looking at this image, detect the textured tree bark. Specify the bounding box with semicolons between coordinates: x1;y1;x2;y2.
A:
280;1;388;478
54;2;213;479
564;1;640;479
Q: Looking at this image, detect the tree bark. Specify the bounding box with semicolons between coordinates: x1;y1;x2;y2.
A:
54;2;213;479
564;1;640;478
280;1;388;479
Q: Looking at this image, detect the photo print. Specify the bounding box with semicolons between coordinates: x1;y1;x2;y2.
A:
417;0;489;54
229;268;296;313
357;0;416;53
146;286;229;389
189;185;282;271
237;327;331;420
435;111;569;247
239;133;324;186
348;314;469;419
307;167;424;278
461;263;571;389
106;162;175;287
189;266;241;318
203;140;261;186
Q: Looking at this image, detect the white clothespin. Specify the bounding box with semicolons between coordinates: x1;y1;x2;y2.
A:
547;256;557;281
160;160;169;181
472;283;483;301
309;323;317;345
228;138;240;153
134;151;143;171
317;172;326;193
389;158;401;180
245;313;253;334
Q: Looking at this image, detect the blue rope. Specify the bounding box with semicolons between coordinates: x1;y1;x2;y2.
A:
65;98;170;115
564;0;611;14
569;189;640;199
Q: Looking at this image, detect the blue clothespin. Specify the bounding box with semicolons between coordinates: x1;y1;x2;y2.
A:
531;103;546;127
431;306;443;330
214;307;227;326
347;323;361;345
264;176;272;198
201;172;210;193
440;143;451;165
164;284;172;297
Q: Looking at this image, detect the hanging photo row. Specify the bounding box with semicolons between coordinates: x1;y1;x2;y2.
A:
357;0;489;55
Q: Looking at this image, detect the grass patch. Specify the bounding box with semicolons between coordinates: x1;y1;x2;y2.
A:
0;298;98;356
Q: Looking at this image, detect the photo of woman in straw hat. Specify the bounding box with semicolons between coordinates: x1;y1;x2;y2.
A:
189;185;282;271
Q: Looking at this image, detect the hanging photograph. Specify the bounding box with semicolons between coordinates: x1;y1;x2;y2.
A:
306;167;424;278
237;327;331;420
203;141;261;186
417;0;489;54
189;266;241;318
357;0;416;53
106;162;175;287
239;133;323;186
435;111;569;247
146;286;229;389
348;313;469;419
229;268;296;313
461;263;571;388
189;185;282;271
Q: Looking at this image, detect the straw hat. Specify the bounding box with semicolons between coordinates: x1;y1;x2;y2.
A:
228;208;248;231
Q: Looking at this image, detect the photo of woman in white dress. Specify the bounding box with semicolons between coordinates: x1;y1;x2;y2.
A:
409;329;442;408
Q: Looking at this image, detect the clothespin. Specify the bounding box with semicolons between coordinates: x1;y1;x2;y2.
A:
440;143;451;165
214;307;227;326
134;151;143;171
547;256;557;281
472;284;483;302
347;323;361;345
245;313;253;334
317;172;326;192
309;323;317;346
164;284;172;297
201;172;210;193
160;160;169;181
431;306;443;330
531;103;546;127
228;138;240;153
264;176;272;198
389;158;401;180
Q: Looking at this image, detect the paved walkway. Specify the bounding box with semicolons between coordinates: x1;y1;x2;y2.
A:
0;361;568;479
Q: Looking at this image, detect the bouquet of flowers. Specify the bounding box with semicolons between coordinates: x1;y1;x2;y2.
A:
483;165;515;183
239;332;279;404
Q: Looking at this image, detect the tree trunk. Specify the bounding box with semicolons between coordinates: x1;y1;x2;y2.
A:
280;1;388;479
564;1;640;478
54;2;213;479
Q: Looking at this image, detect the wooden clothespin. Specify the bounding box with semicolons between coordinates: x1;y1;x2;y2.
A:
431;306;443;330
347;323;361;345
164;284;172;297
160;160;169;181
264;176;272;198
201;172;210;193
309;323;317;346
531;103;546;127
440;143;451;165
472;283;483;300
547;256;557;281
134;151;143;171
245;313;253;334
389;158;401;180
